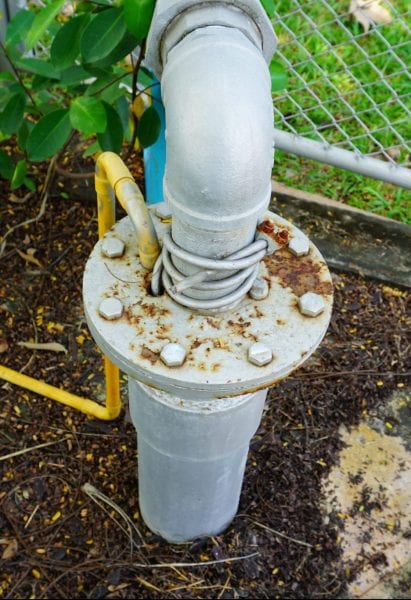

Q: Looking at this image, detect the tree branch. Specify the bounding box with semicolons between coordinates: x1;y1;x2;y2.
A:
0;41;38;108
126;42;146;159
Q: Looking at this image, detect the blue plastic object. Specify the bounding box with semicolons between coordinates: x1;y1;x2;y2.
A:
143;80;166;205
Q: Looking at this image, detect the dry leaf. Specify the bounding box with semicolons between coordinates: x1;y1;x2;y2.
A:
17;341;68;353
2;539;18;560
108;583;130;593
350;0;392;32
16;248;43;268
0;338;8;353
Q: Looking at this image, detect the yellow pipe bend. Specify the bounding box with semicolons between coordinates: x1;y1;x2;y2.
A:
96;152;160;270
0;362;120;420
0;152;158;420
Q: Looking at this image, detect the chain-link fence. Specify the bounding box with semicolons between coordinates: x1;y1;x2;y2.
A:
271;0;411;188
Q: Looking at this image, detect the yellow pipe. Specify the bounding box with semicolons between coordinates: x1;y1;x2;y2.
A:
0;151;158;420
0;364;119;420
96;152;160;270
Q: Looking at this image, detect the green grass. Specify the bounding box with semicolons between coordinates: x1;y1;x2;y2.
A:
274;149;411;223
270;0;411;223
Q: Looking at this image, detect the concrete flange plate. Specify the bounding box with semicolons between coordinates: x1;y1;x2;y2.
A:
83;208;333;399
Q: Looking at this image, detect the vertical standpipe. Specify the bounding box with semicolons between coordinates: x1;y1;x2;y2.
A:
138;3;277;541
84;1;333;543
129;381;267;542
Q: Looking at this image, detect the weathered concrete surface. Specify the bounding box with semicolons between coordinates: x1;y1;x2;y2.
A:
322;390;411;598
270;182;411;289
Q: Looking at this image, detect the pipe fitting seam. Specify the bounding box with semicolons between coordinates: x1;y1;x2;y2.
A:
146;0;277;77
160;2;263;66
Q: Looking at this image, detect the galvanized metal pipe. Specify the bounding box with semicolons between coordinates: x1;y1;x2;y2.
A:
83;207;333;541
161;25;274;277
129;379;267;543
274;129;411;190
145;0;277;293
82;0;330;546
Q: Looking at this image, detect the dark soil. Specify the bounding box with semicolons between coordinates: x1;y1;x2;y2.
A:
0;154;409;599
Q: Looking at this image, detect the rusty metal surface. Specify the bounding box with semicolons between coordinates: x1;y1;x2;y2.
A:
83;209;333;399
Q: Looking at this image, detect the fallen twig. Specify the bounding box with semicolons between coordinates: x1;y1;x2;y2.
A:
81;482;145;551
240;515;313;548
0;438;66;461
56;166;94;179
131;552;259;569
17;341;68;353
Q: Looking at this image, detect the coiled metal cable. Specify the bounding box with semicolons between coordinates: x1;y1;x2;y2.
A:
151;228;268;311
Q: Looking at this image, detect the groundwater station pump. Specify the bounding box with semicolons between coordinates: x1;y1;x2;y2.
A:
83;0;333;542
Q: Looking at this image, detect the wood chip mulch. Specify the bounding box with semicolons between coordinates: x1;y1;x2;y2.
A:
0;160;409;599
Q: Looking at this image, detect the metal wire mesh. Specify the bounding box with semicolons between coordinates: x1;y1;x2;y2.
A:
271;0;411;176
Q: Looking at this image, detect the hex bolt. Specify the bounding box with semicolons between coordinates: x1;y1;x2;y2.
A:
155;203;172;220
248;342;273;367
160;343;186;367
98;297;124;320
101;237;125;258
288;236;310;257
249;277;269;300
298;292;325;317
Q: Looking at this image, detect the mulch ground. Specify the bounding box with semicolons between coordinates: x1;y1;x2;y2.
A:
0;152;409;599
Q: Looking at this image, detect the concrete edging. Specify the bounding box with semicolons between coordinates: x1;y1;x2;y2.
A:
271;181;411;289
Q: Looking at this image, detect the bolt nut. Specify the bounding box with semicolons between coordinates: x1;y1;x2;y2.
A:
101;237;125;258
160;343;186;367
155;203;172;220
298;292;325;317
255;231;282;255
248;342;273;367
288;236;310;257
99;297;124;320
249;278;269;300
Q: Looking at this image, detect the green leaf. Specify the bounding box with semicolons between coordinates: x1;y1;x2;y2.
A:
0;150;14;180
32;74;56;91
115;96;130;136
26;109;72;161
97;102;123;153
26;0;67;50
82;0;111;5
5;9;35;49
138;66;154;88
80;8;127;63
269;60;288;92
80;63;112;78
23;177;36;192
17;121;31;150
124;0;155;39
85;71;127;97
16;57;60;79
51;14;90;70
59;65;91;86
83;140;101;158
91;29;140;68
11;160;27;190
70;96;107;136
137;105;160;148
260;0;275;18
0;93;26;135
76;1;95;13
0;72;15;82
33;97;60;115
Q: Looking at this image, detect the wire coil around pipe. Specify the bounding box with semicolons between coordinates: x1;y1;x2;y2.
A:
151;229;268;311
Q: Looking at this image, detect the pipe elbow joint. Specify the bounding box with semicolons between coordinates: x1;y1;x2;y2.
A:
163;26;274;236
147;0;276;263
